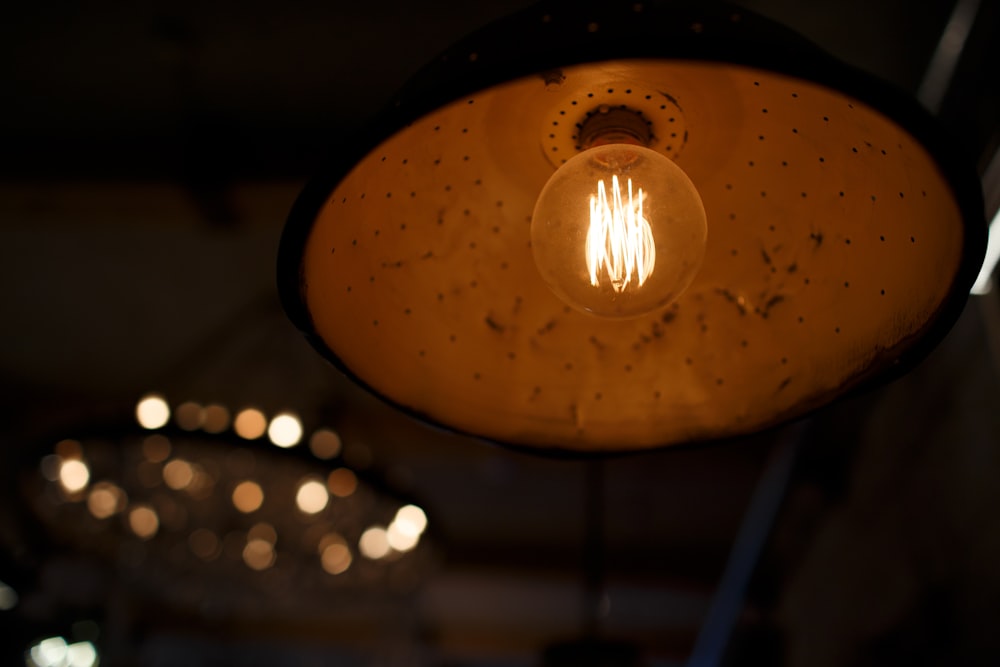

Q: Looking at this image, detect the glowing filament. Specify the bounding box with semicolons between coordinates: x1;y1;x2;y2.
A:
586;175;655;292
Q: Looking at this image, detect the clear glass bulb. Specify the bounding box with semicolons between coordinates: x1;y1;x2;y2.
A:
531;144;707;318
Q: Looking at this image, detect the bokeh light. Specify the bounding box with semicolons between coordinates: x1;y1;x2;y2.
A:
163;459;195;490
359;525;391;560
295;478;329;514
66;641;98;667
248;522;278;544
141;434;171;462
0;580;17;610
232;480;264;513
136;394;170;429
327;468;358;498
27;637;99;667
174;401;204;430
59;459;90;494
234;408;267;439
184;463;213;499
309;428;342;459
321;543;352;575
87;481;127;519
40;454;62;482
128;504;159;539
202;404;230;433
243;539;276;571
188;528;221;561
29;637;67;667
394;504;428;535
268;412;302;448
28;637;98;667
55;439;82;460
387;520;420;552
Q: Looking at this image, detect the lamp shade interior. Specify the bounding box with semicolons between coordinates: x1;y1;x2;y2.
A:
282;6;983;453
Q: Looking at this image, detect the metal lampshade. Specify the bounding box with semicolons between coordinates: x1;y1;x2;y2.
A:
278;1;985;452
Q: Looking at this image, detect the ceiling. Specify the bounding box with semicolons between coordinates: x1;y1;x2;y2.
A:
1;0;999;665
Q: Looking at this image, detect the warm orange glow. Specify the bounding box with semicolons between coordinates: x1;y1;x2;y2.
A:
188;528;221;560
359;526;390;560
55;439;82;460
327;468;358;498
321;543;352;575
295;478;329;514
174;401;204;430
394;504;428;535
136;394;170;429
142;435;171;462
162;459;195;490
58;459;90;494
202;404;230;433
586;175;655;292
184;464;213;499
531;144;706;319
243;539;275;571
268;412;302;448
387;520;419;552
309;428;342;459
234;408;267;439
248;522;278;544
317;531;346;553
87;481;126;519
232;480;264;513
128;504;159;539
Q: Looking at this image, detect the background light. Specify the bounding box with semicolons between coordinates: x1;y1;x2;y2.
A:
141;434;171;462
59;459;90;494
188;528;221;561
268;412;302;447
87;481;127;519
359;526;391;560
55;439;82;459
243;538;276;570
40;454;62;481
394;504;428;535
248;522;277;544
128;504;159;539
0;580;17;610
295;478;329;514
29;637;67;667
135;394;170;429
162;459;195;490
202;404;230;433
232;480;264;513
233;408;267;439
27;638;98;667
174;401;204;430
309;428;342;459
66;642;98;667
387;521;419;552
327;468;357;498
321;543;352;574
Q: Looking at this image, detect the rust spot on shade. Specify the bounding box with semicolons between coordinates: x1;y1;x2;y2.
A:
485;315;505;333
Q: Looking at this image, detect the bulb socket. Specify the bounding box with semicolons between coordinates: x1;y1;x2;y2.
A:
578;106;653;149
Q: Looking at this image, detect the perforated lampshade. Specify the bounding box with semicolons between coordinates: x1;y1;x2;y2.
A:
278;1;985;453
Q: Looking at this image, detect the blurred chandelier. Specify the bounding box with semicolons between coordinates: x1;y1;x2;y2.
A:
278;0;986;452
23;394;432;618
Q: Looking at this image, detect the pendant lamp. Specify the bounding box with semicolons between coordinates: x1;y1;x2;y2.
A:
278;1;986;452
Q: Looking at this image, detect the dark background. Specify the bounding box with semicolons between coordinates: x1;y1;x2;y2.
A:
1;0;999;665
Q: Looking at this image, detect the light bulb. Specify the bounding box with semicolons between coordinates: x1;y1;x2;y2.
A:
531;144;707;318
